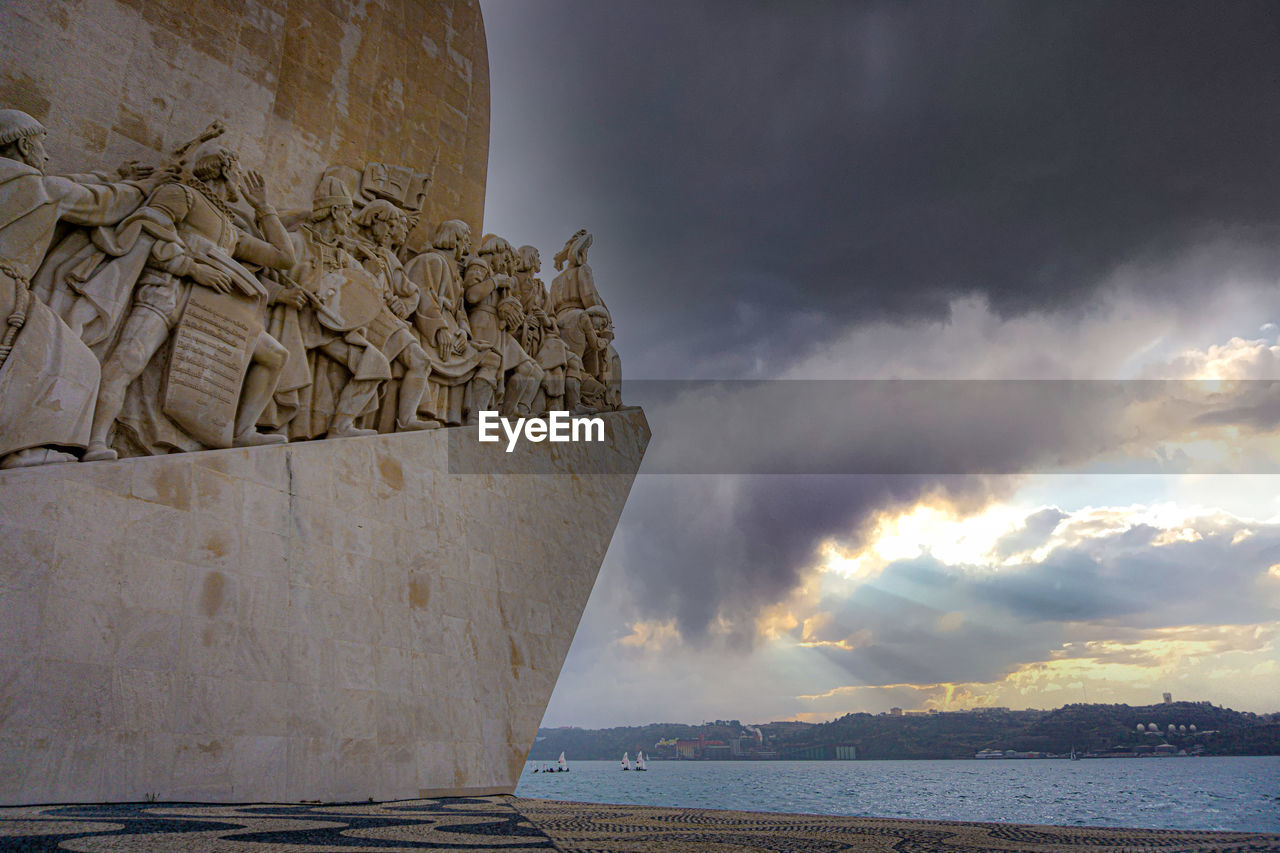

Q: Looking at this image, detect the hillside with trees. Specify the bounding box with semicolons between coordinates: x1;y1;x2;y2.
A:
528;702;1280;761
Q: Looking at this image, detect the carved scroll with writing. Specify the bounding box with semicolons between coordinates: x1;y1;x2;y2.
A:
161;287;262;447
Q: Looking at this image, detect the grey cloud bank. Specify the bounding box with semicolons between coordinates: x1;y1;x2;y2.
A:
485;0;1280;379
481;0;1280;724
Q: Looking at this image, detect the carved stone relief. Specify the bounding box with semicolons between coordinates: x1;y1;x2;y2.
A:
0;109;623;467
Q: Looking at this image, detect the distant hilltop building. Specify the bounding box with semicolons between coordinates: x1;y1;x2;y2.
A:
1163;692;1173;704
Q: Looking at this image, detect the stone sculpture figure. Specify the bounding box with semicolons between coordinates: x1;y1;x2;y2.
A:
266;176;391;439
0;109;157;468
354;200;418;320
583;305;621;410
549;228;604;352
513;245;551;357
347;198;439;433
549;229;621;411
466;235;543;418
549;230;603;320
532;316;576;413
84;139;295;460
513;245;574;413
402;219;487;426
0;106;624;463
30;122;223;356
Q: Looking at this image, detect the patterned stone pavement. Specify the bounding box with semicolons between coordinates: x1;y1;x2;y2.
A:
514;798;1280;852
0;799;555;852
0;796;1277;852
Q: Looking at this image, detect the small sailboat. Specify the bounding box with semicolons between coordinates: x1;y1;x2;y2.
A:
557;752;569;772
635;751;648;771
621;751;632;770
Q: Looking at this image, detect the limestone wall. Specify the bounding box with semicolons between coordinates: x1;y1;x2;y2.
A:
0;0;490;237
0;409;648;803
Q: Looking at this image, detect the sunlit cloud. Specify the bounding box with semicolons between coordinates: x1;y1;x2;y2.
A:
791;625;1279;717
818;501;1031;581
1150;335;1280;381
576;493;1280;727
797;628;874;653
618;619;682;652
817;499;1280;589
753;500;1280;718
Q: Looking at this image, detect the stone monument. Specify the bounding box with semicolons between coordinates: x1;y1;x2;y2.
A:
0;0;645;803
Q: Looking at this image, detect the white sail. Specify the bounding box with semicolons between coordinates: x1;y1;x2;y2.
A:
621;751;631;770
636;751;647;770
558;751;568;770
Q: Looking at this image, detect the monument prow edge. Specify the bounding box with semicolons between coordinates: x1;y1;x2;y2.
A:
0;409;648;803
0;0;648;803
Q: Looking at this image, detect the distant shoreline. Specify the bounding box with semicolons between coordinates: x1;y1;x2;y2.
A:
530;701;1280;762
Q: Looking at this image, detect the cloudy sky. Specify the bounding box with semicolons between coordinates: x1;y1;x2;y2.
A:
479;0;1280;727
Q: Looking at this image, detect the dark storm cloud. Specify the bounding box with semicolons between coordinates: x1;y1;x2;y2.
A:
486;0;1280;377
584;377;1280;644
612;474;997;648
483;2;1280;679
626;379;1273;474
980;549;1148;623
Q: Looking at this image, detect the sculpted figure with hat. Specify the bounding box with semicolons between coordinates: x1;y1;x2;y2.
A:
0;108;162;468
260;174;396;440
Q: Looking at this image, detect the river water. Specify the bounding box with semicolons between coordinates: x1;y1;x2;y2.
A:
515;757;1280;832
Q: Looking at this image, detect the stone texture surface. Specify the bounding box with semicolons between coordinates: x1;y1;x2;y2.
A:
0;0;489;238
0;408;649;804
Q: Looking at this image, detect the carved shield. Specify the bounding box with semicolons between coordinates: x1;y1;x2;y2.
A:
162;285;263;448
307;267;383;332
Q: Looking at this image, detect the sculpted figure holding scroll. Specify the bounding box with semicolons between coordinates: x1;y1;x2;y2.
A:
0;109;158;468
84;139;295;460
